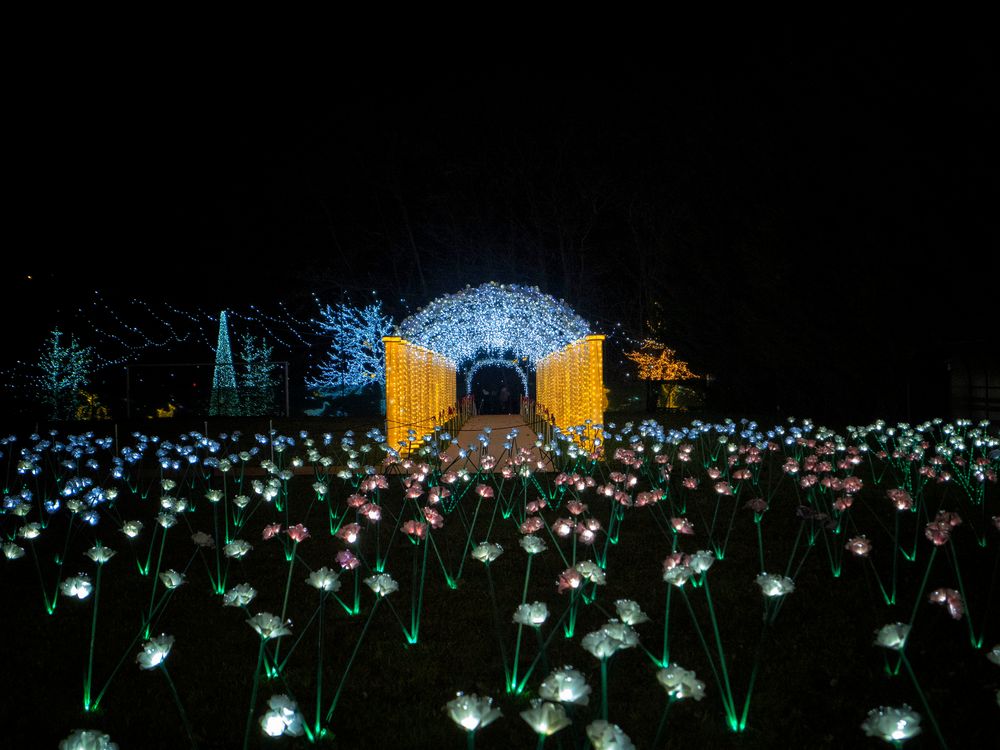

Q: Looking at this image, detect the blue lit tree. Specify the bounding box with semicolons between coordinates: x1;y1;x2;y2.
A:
35;328;94;420
239;333;279;416
209;311;240;416
306;301;395;399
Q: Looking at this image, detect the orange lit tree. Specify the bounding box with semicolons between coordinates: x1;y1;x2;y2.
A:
624;339;700;411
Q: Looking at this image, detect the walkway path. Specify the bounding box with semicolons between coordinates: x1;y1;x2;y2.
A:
452;414;553;472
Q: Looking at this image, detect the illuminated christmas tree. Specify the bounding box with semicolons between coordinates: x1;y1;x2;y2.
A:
239;334;278;416
35;328;93;420
306;301;395;397
209;311;240;416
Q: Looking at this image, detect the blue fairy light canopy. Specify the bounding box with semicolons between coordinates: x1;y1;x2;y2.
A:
397;283;591;366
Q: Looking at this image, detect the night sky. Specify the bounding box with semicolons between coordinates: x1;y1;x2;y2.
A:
7;39;996;422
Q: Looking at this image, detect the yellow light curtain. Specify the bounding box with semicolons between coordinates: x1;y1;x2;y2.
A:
536;335;604;445
383;337;457;452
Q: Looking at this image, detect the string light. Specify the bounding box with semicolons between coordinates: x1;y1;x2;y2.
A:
623;339;698;381
306;301;394;394
463;358;529;395
398;283;589;365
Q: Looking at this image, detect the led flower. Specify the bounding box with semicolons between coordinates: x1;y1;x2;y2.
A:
336;549;360;570
360;502;382;522
247;612;292;640
306;567;341;592
260;694;305;737
60;574;93;599
287;523;310;543
475;484;494;499
3;542;25;560
861;704;921;743
121;520;143;538
539;666;590;705
586;720;636;750
657;663;706;700
520;535;547;555
224;540;252;559
671;517;695;535
520;516;544;535
987;645;1000;666
223;583;257;607
575;560;606;585
85;542;116;565
886;489;913;511
59;729;119;750
581;622;638;659
365;573;399;597
233;494;250;509
846;536;872;557
159;569;185;589
520;700;571;736
513;602;550;626
928;588;964;620
262;523;282;541
558;567;584;593
663;565;693;588
336;523;361;544
156;512;178;529
553;518;574;537
471;542;503;564
756;572;795;597
190;531;215;548
614;599;650;626
401;520;428;539
445;692;502;732
688;550;715;574
874;623;910;651
136;634;174;670
422;506;445;529
205;489;223;503
18;522;42;540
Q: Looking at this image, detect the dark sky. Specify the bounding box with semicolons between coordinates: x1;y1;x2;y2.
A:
7;39;997;421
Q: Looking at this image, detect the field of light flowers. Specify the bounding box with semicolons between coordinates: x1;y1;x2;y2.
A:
2;416;998;749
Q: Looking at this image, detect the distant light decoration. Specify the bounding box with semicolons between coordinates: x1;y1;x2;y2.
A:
210;311;240;416
399;283;589;365
624;339;699;381
307;300;395;394
463;358;530;396
536;335;605;443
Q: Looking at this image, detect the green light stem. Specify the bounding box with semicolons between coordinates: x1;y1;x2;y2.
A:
324;598;380;723
273;543;298;668
899;652;950;750
454;498;484;583
906;547;937;634
146;526;169;630
467;730;476;750
83;563;102;711
661;585;672;666
485;563;511;687
703;576;737;724
28;541;54;614
212;502;222;592
242;639;266;750
600;657;609;720
315;591;325;737
944;543;978;647
651;697;674;749
891;512;900;605
679;588;735;728
515;607;569;693
755;519;765;572
161;664;197;747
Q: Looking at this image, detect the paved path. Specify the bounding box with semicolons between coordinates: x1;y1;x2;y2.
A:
452;414;553;472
